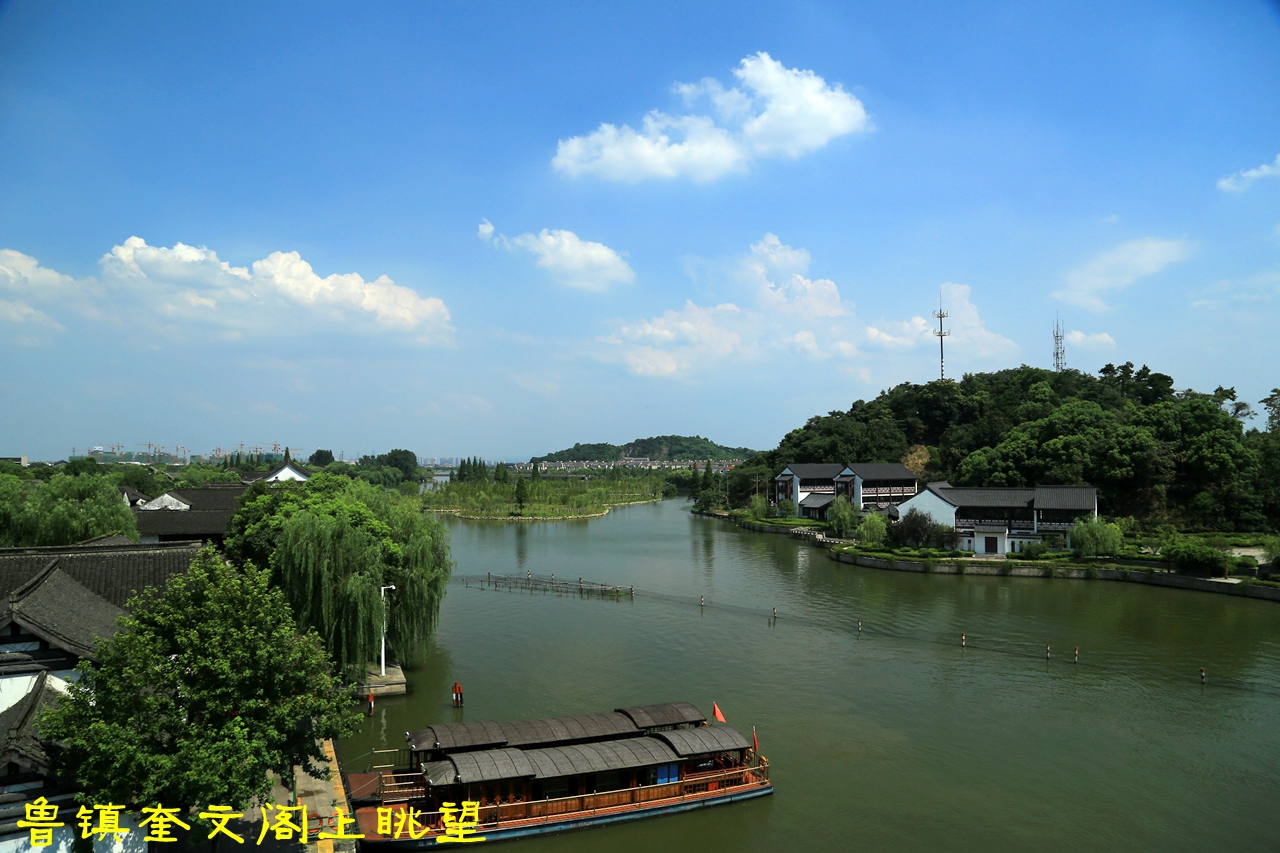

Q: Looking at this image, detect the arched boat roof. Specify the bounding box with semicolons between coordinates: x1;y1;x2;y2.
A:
653;725;750;756
615;702;706;729
407;712;639;753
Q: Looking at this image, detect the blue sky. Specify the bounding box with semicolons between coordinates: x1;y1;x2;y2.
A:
2;1;1279;461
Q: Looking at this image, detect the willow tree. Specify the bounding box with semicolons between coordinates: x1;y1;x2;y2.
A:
226;474;451;675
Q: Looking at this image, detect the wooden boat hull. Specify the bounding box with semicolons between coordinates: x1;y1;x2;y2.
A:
358;782;773;848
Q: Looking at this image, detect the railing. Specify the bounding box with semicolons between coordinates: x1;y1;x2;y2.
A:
368;757;770;837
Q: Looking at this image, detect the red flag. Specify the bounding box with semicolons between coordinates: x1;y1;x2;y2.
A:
713;702;726;723
753;726;759;752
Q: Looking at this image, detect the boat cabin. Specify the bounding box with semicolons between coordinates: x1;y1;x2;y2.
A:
349;702;771;844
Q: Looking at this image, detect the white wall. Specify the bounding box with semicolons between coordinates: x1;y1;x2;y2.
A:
895;490;957;527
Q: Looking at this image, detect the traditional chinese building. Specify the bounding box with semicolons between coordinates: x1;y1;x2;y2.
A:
774;462;919;520
894;482;1098;555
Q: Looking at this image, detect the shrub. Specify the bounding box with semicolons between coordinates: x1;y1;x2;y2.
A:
748;494;767;519
777;499;797;519
1161;540;1230;577
1022;541;1050;560
1069;517;1122;558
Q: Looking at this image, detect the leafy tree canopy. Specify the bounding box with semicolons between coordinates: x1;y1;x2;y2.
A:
39;548;357;818
758;364;1279;531
532;435;756;464
224;474;451;673
309;448;335;467
0;473;137;547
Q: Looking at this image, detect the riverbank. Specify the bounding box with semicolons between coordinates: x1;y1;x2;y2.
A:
694;509;1280;603
433;497;659;522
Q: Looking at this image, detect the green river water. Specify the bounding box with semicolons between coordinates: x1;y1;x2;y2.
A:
337;500;1280;852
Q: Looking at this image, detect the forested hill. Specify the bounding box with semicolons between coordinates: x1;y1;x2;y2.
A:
532;435;756;464
751;364;1280;531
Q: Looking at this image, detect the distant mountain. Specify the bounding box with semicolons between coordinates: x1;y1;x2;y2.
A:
531;435;757;464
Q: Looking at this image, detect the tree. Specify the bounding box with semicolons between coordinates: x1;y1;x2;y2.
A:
379;449;418;481
777;498;796;518
0;473;138;547
827;495;860;538
225;474;451;674
702;460;716;492
896;507;935;547
39;548;357;826
309;449;335;467
855;513;888;547
514;476;528;511
748;494;767;520
532;462;542;481
1068;517;1123;557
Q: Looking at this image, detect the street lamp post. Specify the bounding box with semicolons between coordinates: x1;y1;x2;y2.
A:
380;585;396;676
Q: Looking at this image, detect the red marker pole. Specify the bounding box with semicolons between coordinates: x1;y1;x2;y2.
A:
368;691;375;714
961;632;966;648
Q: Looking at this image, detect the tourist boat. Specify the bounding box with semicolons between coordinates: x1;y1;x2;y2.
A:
346;702;772;845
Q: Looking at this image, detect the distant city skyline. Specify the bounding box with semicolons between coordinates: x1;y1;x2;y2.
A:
3;2;1278;460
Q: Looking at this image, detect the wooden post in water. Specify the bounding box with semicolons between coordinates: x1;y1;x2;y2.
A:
1046;643;1051;660
1074;646;1079;664
1200;667;1206;684
857;619;862;633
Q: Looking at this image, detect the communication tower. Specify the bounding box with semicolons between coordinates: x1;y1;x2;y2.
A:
1053;314;1066;372
932;294;950;380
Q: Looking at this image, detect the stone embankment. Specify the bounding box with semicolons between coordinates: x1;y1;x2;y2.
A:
697;510;1280;604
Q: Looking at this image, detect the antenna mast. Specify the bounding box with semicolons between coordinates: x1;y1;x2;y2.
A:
1053;313;1066;372
932;294;950;380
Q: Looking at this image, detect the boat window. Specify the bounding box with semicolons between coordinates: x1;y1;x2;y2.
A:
655;763;680;784
595;771;622;792
536;779;570;800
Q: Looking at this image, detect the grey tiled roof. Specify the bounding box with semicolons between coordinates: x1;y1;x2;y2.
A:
6;564;123;659
0;542;200;606
653;725;751;756
844;462;918;481
800;492;835;508
133;509;235;538
776;464;846;481
616;701;705;729
0;671;60;771
934;486;1036;508
1033;486;1097;511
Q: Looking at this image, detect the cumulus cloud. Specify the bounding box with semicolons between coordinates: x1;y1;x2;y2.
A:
1217;154;1280;192
746;233;846;319
1065;330;1116;350
603;234;855;376
865;283;1014;357
553;52;870;183
480;221;634;291
1052;238;1192;312
0;238;453;345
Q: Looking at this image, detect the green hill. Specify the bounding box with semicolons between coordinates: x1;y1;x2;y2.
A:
532;435;757;464
744;363;1279;531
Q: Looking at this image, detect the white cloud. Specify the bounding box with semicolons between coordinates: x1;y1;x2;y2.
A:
603;234;857;376
865;318;930;348
0;238;453;345
1052;238;1192;312
865;284;1014;357
481;222;634;292
0;299;63;329
746;233;847;319
1217;154;1280;192
1065;330;1116;350
553;52;870;183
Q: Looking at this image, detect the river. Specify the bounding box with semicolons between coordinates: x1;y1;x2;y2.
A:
337;499;1280;852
